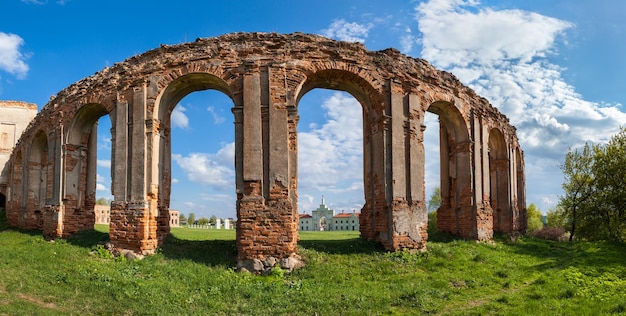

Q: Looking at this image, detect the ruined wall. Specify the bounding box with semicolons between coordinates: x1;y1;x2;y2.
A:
0;101;38;204
4;32;525;272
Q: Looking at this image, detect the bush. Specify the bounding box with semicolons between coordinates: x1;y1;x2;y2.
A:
530;226;568;241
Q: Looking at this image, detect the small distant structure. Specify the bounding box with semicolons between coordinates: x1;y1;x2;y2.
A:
94;205;110;224
299;196;360;231
94;205;179;227
169;210;180;227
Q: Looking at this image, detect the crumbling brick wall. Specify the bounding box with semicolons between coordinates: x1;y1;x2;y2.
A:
4;32;525;271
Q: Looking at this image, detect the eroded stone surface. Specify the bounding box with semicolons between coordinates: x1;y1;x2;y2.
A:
2;32;526;269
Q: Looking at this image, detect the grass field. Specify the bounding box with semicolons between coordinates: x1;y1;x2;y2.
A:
0;213;625;315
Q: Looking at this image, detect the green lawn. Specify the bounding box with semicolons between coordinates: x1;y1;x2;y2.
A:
0;220;624;315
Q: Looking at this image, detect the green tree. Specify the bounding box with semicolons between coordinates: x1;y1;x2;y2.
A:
188;213;196;225
526;203;543;233
428;187;441;212
95;197;110;205
558;127;626;242
546;205;569;230
588;128;626;241
197;217;209;226
179;213;187;225
559;143;595;241
209;215;217;225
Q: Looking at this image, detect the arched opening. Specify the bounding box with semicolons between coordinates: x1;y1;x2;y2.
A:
27;130;49;229
154;73;236;243
66;103;110;236
426;102;473;237
296;89;364;237
488;128;510;233
294;69;379;246
423;111;441;235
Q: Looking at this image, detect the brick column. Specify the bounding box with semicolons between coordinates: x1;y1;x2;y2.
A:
109;86;158;254
387;87;428;251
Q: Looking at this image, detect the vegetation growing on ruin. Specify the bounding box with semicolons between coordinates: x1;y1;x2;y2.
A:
0;223;624;315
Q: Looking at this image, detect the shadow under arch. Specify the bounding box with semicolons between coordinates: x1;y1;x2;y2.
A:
426;101;475;238
488;128;511;233
152;72;236;244
0;192;5;209
62;103;111;237
293;68;383;245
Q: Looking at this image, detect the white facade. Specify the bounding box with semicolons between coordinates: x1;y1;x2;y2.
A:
298;196;360;231
0;101;38;207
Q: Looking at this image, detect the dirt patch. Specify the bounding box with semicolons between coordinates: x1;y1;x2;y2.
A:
16;293;61;311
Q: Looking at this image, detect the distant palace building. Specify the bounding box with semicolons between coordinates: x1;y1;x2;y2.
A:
94;205;179;227
299;196;360;231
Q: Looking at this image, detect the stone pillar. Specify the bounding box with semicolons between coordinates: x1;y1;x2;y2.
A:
236;66;267;264
109;86;158;254
386;87;428;251
42;204;63;239
266;64;297;259
236;64;302;273
472;114;493;240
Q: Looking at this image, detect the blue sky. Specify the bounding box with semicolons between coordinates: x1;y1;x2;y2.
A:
1;0;625;219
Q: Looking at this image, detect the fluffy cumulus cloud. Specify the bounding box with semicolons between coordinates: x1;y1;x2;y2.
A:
171;105;190;129
298;92;363;211
172;142;235;190
414;0;626;210
0;32;29;78
321;19;372;43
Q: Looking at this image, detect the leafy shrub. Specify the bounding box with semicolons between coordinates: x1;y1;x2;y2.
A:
530;226;567;241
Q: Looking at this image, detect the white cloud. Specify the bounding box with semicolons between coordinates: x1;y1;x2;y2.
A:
298;92;363;196
207;106;225;124
172;142;235;190
0;32;29;78
321;19;372;43
96;173;108;192
414;0;626;210
171;105;189;129
171;178;179;184
98;135;111;150
97;159;111;168
21;0;46;4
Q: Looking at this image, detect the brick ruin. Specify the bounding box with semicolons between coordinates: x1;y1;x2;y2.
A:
2;32;525;272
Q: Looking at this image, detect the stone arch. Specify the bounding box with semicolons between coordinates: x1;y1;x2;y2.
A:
150;72;236;244
488;128;510;233
2;33;526;269
63;103;109;236
26;130;49;229
293;68;382;240
427;101;474;237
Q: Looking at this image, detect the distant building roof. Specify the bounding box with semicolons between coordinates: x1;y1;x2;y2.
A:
333;212;360;218
299;214;313;218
